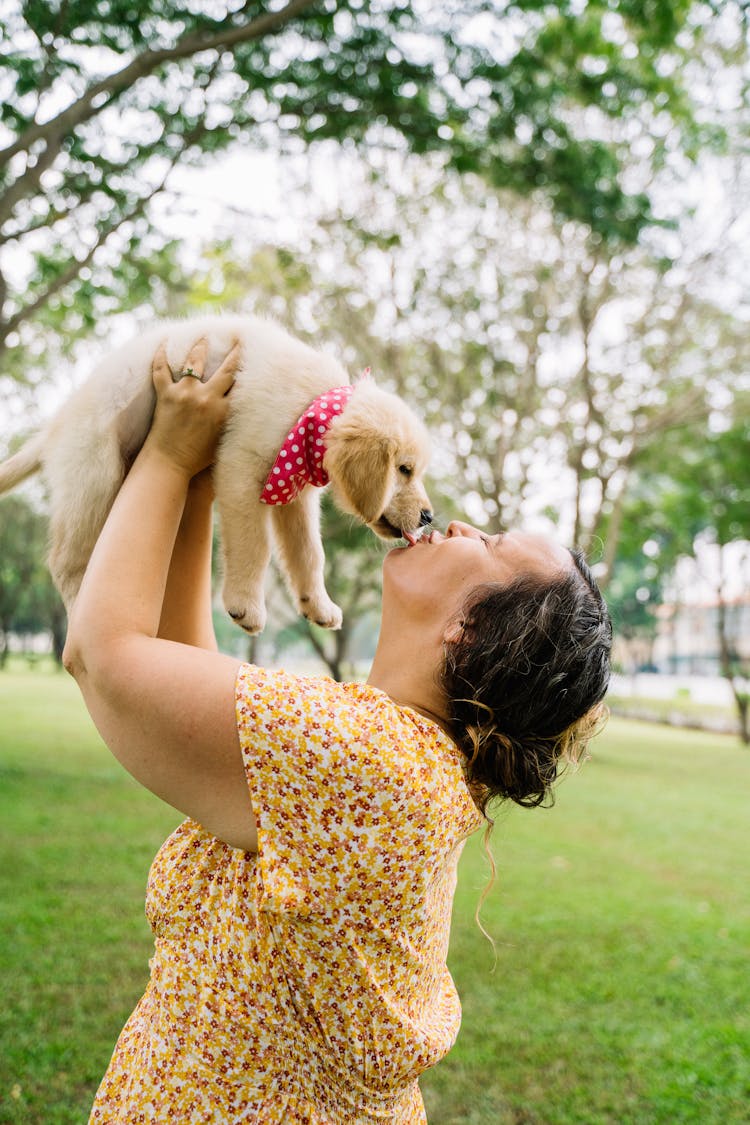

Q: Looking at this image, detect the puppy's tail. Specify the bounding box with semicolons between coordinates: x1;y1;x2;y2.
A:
0;433;45;495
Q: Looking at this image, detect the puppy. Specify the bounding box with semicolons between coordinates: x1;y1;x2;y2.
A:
0;314;432;634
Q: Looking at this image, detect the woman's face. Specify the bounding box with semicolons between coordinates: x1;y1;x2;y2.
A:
381;520;572;634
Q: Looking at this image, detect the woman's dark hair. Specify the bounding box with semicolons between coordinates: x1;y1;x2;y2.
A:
441;549;612;816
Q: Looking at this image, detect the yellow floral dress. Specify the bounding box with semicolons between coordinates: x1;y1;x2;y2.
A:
88;665;483;1124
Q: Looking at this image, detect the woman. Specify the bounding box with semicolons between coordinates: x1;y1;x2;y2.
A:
64;339;611;1123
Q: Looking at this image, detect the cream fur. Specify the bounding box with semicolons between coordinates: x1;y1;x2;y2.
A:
0;314;432;633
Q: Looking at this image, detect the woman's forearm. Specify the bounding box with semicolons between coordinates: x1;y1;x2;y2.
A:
64;443;191;675
158;472;218;650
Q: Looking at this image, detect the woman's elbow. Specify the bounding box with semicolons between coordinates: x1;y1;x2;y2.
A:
62;611;100;681
63;604;112;682
62;630;85;681
64;626;144;693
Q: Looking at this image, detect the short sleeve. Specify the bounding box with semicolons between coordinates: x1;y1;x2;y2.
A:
235;664;480;921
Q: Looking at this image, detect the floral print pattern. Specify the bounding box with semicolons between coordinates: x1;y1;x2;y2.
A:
88;665;482;1123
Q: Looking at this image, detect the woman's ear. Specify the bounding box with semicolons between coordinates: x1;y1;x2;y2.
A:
443;617;465;645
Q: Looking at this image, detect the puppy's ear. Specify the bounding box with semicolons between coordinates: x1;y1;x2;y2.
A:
324;432;394;524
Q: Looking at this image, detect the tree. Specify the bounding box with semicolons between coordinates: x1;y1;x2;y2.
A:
0;0;722;390
158;95;746;667
603;553;662;674
296;497;385;681
208;493;383;679
0;494;65;665
611;410;750;742
206;151;744;550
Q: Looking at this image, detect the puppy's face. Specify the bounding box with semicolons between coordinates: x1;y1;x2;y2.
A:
323;385;432;539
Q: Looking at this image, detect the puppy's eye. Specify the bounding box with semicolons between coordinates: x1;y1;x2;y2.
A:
398;465;413;478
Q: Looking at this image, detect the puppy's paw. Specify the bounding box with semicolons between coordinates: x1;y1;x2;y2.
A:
225;593;267;635
299;593;343;630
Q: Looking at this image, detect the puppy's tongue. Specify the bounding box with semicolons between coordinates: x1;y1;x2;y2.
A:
403;530;418;545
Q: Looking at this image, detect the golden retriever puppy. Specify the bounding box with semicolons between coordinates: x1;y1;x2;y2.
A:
0;314;432;633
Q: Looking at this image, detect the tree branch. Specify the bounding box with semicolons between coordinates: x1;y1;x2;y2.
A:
0;137;62;228
0;98;229;345
0;200;82;248
0;169;173;345
29;0;73;107
636;384;708;440
0;0;319;230
0;28;225;230
1;226;120;344
0;0;318;182
303;619;343;680
2;48;228;240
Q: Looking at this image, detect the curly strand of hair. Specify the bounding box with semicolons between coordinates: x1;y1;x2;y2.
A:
455;715;499;957
466;705;608;955
475;816;498;968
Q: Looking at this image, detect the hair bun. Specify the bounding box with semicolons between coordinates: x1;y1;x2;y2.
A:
442;559;612;816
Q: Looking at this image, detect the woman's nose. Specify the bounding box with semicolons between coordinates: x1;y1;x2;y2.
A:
445;521;479;538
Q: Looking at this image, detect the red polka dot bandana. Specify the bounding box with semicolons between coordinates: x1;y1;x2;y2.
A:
260;383;356;505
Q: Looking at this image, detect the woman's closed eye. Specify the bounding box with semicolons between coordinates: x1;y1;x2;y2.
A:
481;532;505;550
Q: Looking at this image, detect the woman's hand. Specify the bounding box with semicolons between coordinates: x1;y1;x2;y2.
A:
145;336;241;479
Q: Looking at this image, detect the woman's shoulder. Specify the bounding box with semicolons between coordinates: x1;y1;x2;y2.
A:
236;665;437;739
236;664;483;840
235;662;357;710
236;664;455;752
235;664;381;740
237;666;463;783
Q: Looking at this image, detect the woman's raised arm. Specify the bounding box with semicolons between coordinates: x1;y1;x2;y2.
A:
63;340;258;852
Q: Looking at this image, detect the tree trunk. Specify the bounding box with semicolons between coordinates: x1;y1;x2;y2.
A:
731;686;749;745
715;562;749;745
246;634;259;666
304;619;351;682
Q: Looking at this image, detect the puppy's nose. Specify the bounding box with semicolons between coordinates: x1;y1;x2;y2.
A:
419;509;433;527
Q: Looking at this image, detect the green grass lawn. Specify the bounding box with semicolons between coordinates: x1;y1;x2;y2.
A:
1;666;748;1125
